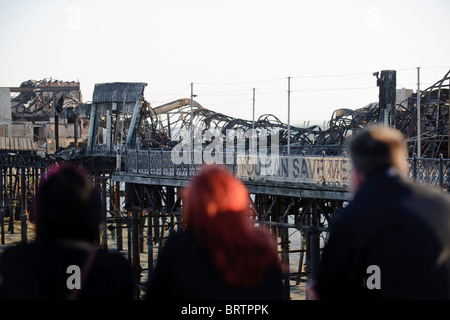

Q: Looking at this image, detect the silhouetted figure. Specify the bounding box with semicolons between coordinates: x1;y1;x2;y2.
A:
0;163;133;300
146;164;284;300
308;125;450;300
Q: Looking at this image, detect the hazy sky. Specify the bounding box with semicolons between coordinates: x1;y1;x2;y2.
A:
1;0;449;123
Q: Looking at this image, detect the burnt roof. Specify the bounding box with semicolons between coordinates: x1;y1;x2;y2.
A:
92;82;147;104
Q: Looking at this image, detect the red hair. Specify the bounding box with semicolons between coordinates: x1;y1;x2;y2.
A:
182;165;282;288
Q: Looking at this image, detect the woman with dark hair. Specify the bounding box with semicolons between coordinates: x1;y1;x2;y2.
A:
146;164;285;300
0;163;133;300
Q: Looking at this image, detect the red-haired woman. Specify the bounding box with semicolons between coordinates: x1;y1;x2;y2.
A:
145;164;285;300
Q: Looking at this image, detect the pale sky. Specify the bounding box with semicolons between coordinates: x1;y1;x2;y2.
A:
1;0;449;124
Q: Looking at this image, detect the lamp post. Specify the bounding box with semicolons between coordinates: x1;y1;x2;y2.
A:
252;88;255;154
417;67;421;158
287;76;291;155
190;83;197;163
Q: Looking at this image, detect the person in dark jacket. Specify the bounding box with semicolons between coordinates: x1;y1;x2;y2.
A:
307;125;450;300
145;164;285;300
0;163;133;300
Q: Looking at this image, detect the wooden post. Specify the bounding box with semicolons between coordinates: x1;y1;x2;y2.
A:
310;199;321;281
20;167;27;244
279;198;291;299
101;177;108;251
8;167;13;234
74;116;78;147
304;209;311;279
297;230;306;285
0;167;4;244
139;210;145;254
147;207;154;279
115;181;123;251
54;96;59;151
127;210;132;263
131;209;141;299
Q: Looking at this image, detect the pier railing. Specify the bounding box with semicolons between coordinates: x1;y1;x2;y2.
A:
122;149;450;191
408;155;450;189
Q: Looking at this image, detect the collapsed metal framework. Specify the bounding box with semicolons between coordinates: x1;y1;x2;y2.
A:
135;70;449;158
405;70;450;158
5;69;449;159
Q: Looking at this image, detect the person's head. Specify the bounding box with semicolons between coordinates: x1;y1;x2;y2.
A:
182;164;281;288
183;164;250;232
348;125;408;193
32;163;101;243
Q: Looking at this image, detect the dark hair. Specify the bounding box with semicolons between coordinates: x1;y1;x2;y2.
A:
183;165;282;288
349;125;407;178
32;163;101;243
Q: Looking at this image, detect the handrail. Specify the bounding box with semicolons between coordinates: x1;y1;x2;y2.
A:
122;149;450;191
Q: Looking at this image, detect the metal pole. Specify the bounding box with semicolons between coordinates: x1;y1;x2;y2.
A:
20;167;27;244
252;88;255;154
287;77;291;155
54;96;59;151
417;67;421;158
190;83;194;164
120;88;127;156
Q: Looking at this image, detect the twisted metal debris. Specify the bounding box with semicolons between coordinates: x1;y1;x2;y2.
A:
10;79;82;120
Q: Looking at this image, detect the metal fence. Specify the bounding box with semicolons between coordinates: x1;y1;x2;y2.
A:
123;149;450;191
408;156;450;189
123;149;350;185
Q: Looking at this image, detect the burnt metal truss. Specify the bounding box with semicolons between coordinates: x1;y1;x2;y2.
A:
135;70;449;158
139;98;342;153
404;70;450;158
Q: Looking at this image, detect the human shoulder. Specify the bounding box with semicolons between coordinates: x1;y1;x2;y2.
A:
154;229;195;259
328;202;363;233
168;228;193;239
